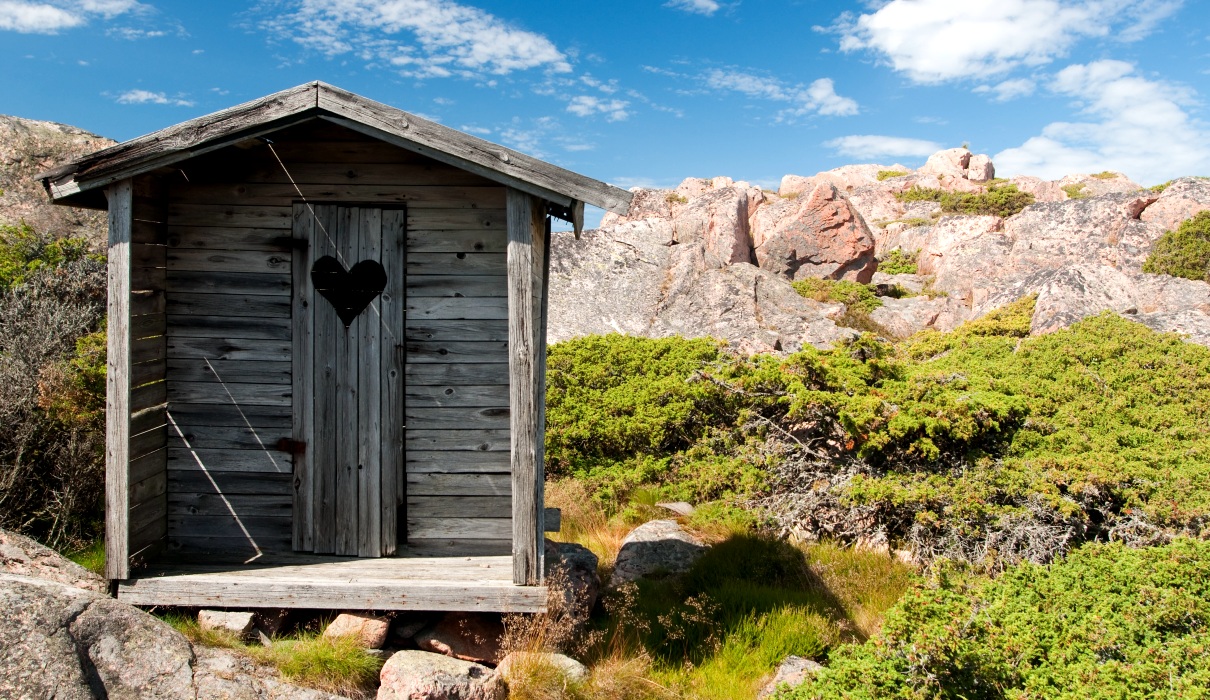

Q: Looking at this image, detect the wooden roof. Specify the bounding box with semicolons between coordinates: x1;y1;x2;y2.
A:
39;81;632;216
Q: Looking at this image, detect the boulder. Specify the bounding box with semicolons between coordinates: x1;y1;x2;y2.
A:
0;572;195;699
193;647;348;699
919;148;971;178
378;650;504;700
0;528;105;593
966;154;995;182
544;540;600;627
752;183;878;282
497;652;589;684
199;610;256;639
610;520;707;586
324;613;391;649
415;613;504;665
1138;177;1210;231
758;656;824;698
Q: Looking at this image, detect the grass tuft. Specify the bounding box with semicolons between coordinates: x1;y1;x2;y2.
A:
166;614;382;698
66;539;105;576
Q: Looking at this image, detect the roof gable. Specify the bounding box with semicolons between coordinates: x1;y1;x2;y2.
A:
39;81;632;216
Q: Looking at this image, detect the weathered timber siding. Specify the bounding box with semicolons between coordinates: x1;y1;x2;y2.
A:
162;119;510;558
126;176;170;572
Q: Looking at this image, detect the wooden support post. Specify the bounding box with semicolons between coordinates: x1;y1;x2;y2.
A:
507;188;543;586
105;179;133;581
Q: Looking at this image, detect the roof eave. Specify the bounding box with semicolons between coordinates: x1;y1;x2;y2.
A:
40;81;633;216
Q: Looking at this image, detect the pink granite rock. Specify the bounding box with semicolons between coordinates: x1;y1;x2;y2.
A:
415;613;505;665
753;183;878;282
919;148;971;178
323;613;390;649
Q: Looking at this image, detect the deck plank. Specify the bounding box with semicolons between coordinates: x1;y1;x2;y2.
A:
118;553;546;612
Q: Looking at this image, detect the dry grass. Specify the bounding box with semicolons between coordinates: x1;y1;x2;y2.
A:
546;479;634;575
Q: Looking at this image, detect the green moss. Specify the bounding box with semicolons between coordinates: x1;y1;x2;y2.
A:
876;170;909;181
784;539;1210;699
877;249;919;275
1142;210;1210;282
876;217;931;230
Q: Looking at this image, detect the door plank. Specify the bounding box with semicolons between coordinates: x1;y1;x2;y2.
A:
335;206;360;556
357;207;383;557
312;204;338;554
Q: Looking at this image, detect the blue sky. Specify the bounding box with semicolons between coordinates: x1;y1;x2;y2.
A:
3;0;1208;227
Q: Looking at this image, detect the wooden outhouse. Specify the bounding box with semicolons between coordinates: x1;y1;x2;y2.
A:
40;82;631;612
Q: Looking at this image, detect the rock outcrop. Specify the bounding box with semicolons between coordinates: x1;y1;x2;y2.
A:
561;149;1210;351
0;115;112;241
0;528;350;699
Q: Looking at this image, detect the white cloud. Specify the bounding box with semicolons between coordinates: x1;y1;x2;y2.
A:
974;78;1036;102
665;0;720;16
566;95;631;121
107;25;163;39
0;1;83;32
115;89;194;106
825;135;943;160
705;69;858;118
262;0;571;79
835;0;1184;83
995;60;1210;184
0;0;142;33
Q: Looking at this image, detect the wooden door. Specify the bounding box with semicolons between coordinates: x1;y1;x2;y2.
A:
292;203;404;557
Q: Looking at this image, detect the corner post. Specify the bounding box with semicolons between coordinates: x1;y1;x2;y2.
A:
105;179;133;581
507;188;544;585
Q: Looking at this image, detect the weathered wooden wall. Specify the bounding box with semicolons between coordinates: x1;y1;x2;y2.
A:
159;120;511;558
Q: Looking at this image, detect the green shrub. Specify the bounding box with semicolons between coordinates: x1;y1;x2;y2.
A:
1142;210;1210;282
1091;170;1119;179
1062;182;1087;199
876;249;919;275
0;223;94;292
895;185;1035;217
665;192;688;205
894;186;944;204
784;539;1210;699
876;170;909;181
0;225;106;549
791;279;882;314
1149;180;1172;193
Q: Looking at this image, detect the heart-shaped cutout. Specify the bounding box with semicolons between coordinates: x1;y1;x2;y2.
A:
311;255;387;327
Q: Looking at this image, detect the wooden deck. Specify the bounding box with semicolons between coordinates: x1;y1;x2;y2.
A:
118;554;547;612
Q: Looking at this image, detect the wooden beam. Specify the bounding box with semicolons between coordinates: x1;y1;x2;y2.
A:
506;189;542;586
105;179;133;581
